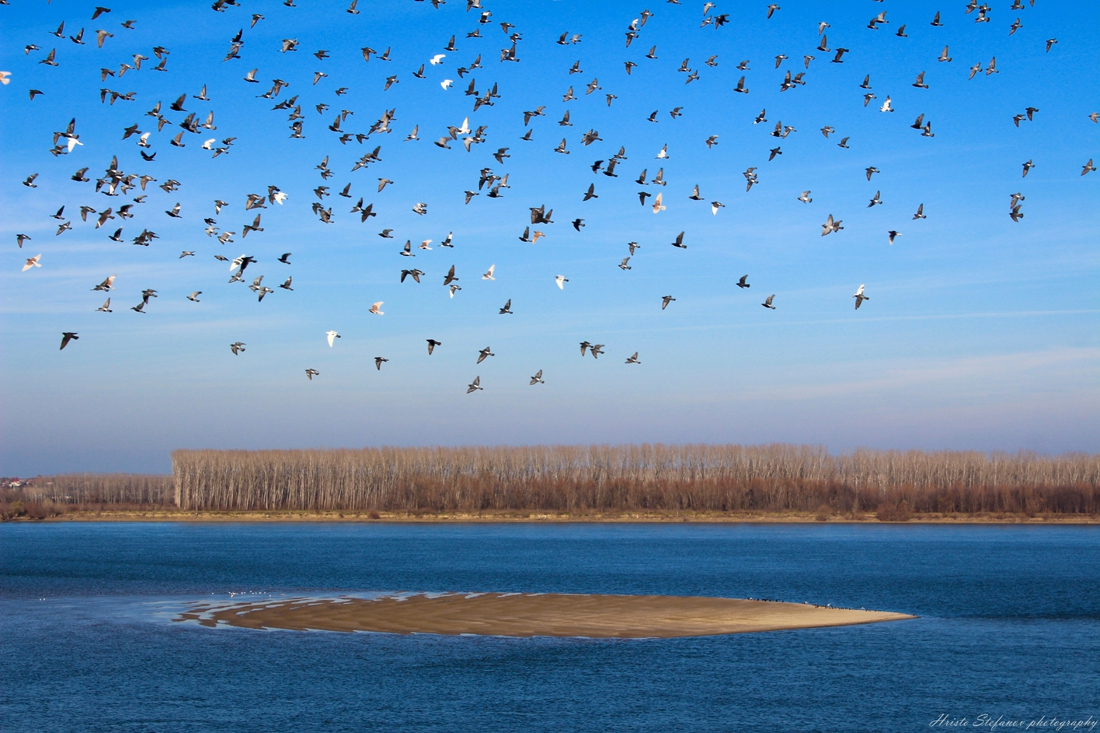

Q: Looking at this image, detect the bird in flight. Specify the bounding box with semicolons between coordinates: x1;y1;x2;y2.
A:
762;295;776;310
60;332;79;350
853;285;869;310
530;370;544;385
467;376;483;393
12;0;1073;396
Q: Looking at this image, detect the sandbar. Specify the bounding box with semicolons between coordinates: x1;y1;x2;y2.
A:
176;593;914;638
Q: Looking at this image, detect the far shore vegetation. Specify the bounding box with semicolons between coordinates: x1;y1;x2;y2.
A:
3;444;1098;523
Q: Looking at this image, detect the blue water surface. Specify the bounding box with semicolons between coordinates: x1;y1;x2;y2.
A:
1;522;1098;732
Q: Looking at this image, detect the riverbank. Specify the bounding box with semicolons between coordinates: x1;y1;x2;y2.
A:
22;508;1100;523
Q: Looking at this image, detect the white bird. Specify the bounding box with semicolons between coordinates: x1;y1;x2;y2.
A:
430;54;446;65
555;275;568;290
369;301;384;315
23;254;42;271
441;79;453;90
0;71;10;85
326;330;341;347
482;264;495;280
853;284;869;310
652;192;665;214
656;143;668;159
880;96;894;112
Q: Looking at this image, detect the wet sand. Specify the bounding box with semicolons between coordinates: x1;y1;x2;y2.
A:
176;593;915;638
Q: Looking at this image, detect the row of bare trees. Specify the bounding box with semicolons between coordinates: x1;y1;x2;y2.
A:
21;473;174;506
168;445;1100;515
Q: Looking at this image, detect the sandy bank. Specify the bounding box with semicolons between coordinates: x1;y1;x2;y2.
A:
176;593;915;638
39;509;1099;524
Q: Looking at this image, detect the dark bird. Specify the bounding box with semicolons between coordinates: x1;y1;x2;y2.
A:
60;332;79;350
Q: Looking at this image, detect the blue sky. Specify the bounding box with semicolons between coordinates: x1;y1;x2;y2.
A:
1;0;1097;475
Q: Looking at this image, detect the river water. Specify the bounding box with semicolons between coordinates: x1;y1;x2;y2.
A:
1;522;1097;732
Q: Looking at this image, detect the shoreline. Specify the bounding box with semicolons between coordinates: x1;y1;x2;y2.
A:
21;509;1100;524
176;592;917;638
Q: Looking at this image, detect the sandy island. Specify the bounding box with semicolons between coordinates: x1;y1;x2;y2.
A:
175;593;915;638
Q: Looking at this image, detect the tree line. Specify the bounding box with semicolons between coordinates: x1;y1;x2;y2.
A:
155;444;1099;516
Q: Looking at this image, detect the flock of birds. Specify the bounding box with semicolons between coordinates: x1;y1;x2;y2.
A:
6;0;1095;392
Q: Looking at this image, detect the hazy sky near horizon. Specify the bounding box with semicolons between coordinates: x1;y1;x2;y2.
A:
1;0;1097;475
